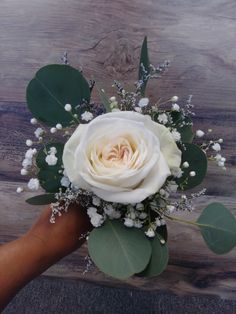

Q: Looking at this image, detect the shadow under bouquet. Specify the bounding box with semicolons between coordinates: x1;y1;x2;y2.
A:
17;37;236;279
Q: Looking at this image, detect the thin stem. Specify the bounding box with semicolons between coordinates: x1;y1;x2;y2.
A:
165;214;198;226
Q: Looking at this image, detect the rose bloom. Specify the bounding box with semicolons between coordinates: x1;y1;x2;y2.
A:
63;111;181;203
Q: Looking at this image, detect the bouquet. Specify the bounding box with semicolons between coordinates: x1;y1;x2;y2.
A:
17;37;236;279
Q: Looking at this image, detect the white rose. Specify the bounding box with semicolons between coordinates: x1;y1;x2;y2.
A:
63;111;181;203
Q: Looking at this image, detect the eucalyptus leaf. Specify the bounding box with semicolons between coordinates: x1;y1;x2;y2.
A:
138;36;150;96
88;220;152;279
38;169;63;193
176;143;207;190
26;194;57;205
138;234;169;277
27;64;90;127
197;203;236;254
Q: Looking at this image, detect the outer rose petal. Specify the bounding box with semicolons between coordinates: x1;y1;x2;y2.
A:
63;124;88;185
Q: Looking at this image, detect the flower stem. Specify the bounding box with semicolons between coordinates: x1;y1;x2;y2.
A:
164;214;198;226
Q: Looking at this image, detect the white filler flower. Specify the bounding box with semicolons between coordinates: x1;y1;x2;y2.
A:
27;178;39;191
138;98;149;108
81;111;93;122
63;111;181;204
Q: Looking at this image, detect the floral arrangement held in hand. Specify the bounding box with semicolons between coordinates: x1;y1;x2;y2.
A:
17;37;236;279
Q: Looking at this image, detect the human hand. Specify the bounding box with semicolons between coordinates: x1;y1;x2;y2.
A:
26;203;92;260
0;203;92;310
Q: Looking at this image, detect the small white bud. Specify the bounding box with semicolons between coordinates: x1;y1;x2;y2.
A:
182;161;189;168
109;96;116;102
64;103;72;111
26;139;33;147
74;114;78;118
218;161;224;167
189;171;196;177
134;106;142;113
81;111;93;122
56;123;62;130
21;169;28;176
16;187;23;193
158;113;168;125
212;143;221;152
124;218;134;228
139;212;147;220
45;154;58;166
30;118;37;125
92;196;101;207
49;147;57;154
196;130;205;138
166;205;175;213
138;98;149;108
218;138;223;143
171;96;179;102
50;127;57;134
27;178;39;191
145;228;155;238
171;103;180;111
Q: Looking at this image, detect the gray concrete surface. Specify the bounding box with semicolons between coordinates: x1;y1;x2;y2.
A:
3;276;236;314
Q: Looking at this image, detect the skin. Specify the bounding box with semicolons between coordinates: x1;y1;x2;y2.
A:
0;204;92;311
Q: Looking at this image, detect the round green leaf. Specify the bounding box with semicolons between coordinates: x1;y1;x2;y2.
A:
27;64;90;126
88;220;152;279
197;203;236;254
36;142;64;170
176;143;207;190
38;169;62;193
137;230;169;277
26;194;56;205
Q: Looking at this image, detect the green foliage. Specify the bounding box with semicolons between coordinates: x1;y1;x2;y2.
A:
88;220;152;279
37;169;63;193
138;36;150;96
27;64;90;127
176;143;207;190
36;142;64;193
26;194;56;205
197;203;236;254
138;234;169;277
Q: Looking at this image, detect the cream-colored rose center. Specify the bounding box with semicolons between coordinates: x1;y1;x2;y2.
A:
101;138;134;166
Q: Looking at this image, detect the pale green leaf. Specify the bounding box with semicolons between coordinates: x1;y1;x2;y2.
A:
88;220;152;279
197;203;236;254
